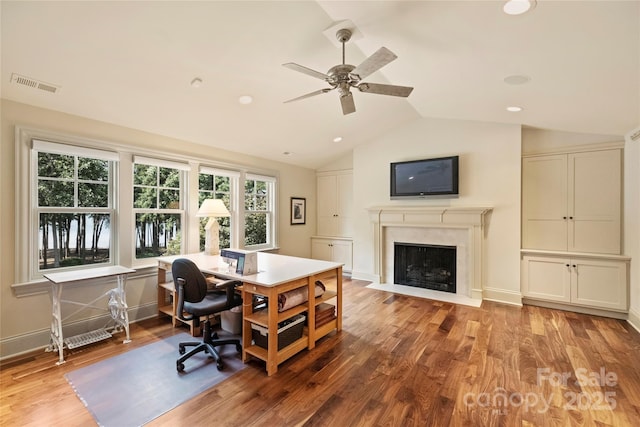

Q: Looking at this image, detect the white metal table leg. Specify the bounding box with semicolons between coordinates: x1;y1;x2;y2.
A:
48;281;66;365
108;273;131;344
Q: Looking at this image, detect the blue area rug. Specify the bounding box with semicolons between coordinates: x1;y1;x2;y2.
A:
65;332;245;427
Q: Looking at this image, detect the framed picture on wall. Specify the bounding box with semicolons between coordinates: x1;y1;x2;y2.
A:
290;197;306;225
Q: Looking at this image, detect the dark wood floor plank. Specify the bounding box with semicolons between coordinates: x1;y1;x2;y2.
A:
2;278;640;426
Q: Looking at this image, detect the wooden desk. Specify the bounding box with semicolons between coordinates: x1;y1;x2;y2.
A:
43;265;136;365
157;252;343;375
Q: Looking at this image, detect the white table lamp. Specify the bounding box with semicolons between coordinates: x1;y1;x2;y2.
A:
196;199;230;255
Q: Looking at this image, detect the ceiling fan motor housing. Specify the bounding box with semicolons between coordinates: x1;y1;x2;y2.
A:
327;64;357;86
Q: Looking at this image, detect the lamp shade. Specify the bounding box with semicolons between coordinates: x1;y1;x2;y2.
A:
196;199;230;217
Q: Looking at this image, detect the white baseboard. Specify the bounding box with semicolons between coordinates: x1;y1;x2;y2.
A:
522;298;628;320
0;302;158;362
482;287;523;306
350;271;379;282
628;307;640;334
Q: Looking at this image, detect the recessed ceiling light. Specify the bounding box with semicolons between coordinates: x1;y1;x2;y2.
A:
504;75;531;85
238;95;253;105
333;136;343;143
503;0;535;15
507;106;523;112
190;77;202;88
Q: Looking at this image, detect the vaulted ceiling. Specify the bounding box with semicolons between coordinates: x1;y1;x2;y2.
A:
2;1;638;168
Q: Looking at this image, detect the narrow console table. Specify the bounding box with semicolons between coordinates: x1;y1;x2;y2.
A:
43;265;136;365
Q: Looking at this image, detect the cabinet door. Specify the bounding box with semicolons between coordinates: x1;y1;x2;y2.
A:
311;239;333;262
331;240;353;272
522;155;568;250
317;175;337;236
569;150;621;254
571;258;627;311
522;256;571;303
336;173;354;237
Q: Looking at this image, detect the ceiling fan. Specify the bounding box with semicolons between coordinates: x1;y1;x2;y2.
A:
283;28;414;115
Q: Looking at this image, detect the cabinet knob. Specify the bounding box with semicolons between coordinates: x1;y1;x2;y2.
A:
572;264;577;268
569;216;574;220
566;264;570;267
563;216;567;220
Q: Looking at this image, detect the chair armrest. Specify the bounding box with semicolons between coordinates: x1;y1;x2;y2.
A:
215;280;242;306
214;279;241;290
175;277;194;322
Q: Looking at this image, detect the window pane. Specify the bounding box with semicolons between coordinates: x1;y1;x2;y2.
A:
159;167;180;188
255;195;267;210
39;212;111;270
199;174;213;191
134;187;157;209
133;164;158;186
79;182;108;207
159;189;180;209
245;213;267;246
38;180;74;207
38;152;73;178
135;213;181;258
215;176;230;192
78;157;108;181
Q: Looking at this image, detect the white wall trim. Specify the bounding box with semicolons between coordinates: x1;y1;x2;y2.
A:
483;287;523;306
628;308;640;334
0;302;158;361
523;298;628;320
351;271;379;282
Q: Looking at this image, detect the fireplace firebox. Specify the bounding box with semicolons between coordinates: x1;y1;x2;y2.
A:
394;242;456;293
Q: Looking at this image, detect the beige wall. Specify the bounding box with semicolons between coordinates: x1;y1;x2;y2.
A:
350;117;523;303
0;99;316;358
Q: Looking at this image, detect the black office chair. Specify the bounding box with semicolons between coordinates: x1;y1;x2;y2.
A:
172;258;242;372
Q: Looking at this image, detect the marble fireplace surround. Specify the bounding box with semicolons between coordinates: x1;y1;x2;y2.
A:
368;206;492;302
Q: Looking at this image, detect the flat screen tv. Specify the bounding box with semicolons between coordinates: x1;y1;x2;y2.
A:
390;156;459;198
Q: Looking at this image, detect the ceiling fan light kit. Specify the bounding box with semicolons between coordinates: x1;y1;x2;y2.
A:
283;28;414;115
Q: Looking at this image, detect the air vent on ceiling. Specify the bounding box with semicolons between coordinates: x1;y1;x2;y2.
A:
10;73;60;94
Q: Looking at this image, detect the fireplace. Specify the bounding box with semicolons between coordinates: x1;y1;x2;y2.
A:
394;243;456;293
368;206;492;302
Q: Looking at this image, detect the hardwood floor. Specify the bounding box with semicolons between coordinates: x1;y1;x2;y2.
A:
2;277;640;426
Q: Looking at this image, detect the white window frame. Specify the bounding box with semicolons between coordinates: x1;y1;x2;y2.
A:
15;129;120;282
132;156;188;263
14;126;280;288
198;167;240;250
243;173;277;251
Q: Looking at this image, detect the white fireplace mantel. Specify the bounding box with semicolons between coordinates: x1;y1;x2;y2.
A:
367;206;492;301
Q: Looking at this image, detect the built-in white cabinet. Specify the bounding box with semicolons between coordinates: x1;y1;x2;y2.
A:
522;149;621;254
521;144;628;316
522;253;628;312
317;171;353;238
311;237;353;273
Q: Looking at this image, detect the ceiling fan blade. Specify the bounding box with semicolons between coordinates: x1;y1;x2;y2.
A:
357;82;414;97
284;88;333;103
340;93;356;115
282;63;328;81
350;47;397;80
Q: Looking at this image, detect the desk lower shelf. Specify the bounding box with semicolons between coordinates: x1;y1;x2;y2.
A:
244;334;309;365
